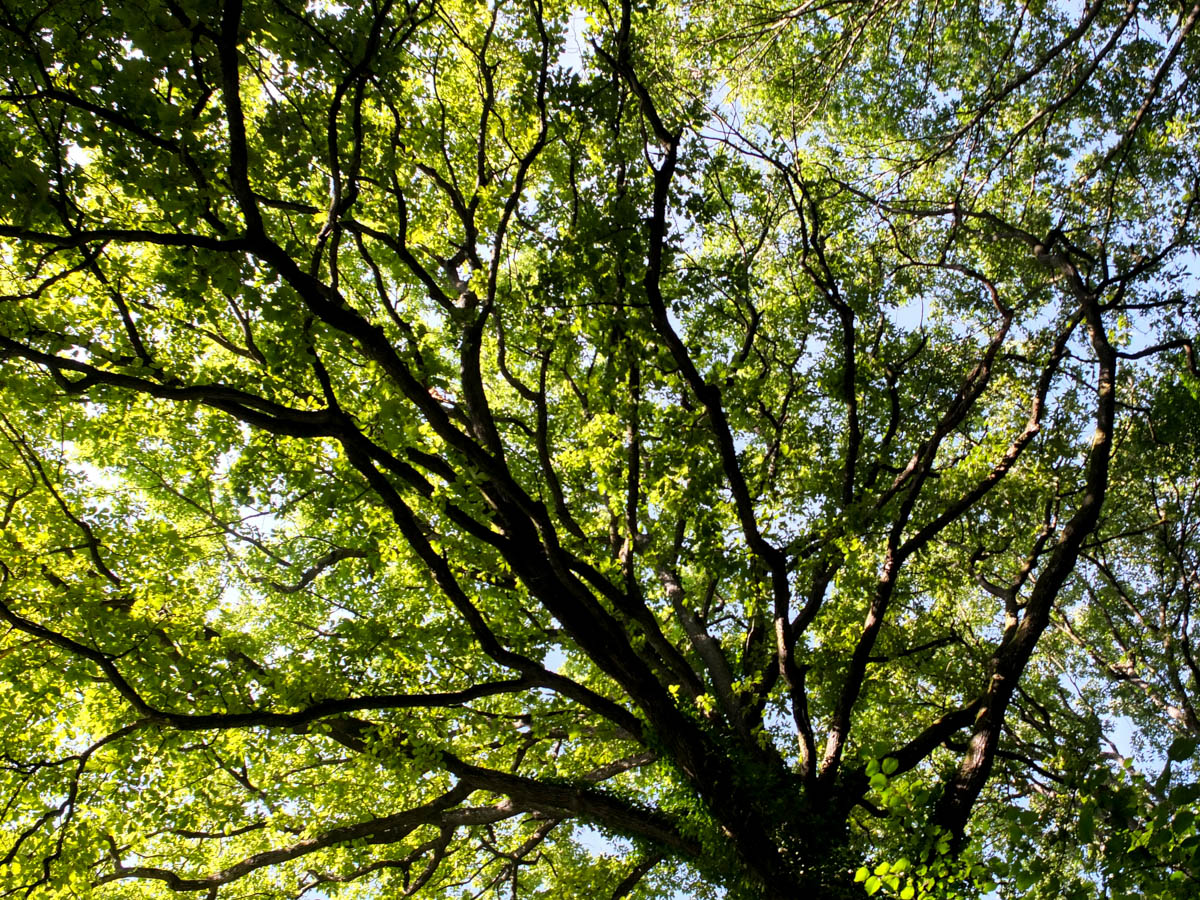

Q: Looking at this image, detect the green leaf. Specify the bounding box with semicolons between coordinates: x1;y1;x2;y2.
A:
1168;738;1198;763
1079;804;1095;843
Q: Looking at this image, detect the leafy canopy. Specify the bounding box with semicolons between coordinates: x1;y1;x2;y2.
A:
1;0;1199;897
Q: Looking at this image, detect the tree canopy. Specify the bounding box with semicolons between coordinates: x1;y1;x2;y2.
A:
1;0;1199;897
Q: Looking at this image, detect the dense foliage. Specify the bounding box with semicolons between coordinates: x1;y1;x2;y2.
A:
1;0;1199;896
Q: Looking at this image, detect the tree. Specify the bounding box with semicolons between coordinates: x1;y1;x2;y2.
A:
0;0;1198;896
